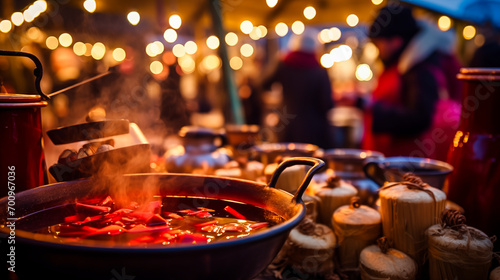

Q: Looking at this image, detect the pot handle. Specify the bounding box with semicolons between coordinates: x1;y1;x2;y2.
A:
362;160;387;187
0;50;49;100
269;157;325;204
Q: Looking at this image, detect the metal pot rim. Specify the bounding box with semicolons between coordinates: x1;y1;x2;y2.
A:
0;173;306;252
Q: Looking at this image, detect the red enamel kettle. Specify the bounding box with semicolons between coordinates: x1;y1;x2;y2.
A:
0;50;49;198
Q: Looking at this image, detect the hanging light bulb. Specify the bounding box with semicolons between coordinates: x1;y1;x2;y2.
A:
11;12;24;26
206;35;220;50
184;41;198;55
438;16;452;31
46;36;58;50
463;25;476;40
169;14;182;29
91;42;106;60
346;14;359;27
240;20;253;34
291;21;305;35
266;0;278;8
58;33;72;47
225;32;239;46
240;44;254;57
83;0;96;13
113;48;126;62
127;11;140;25
73;42;86;56
303;6;316;20
163;28;177;43
275;22;288;37
0;20;12;33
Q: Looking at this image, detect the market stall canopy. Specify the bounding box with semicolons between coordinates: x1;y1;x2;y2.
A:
401;0;500;29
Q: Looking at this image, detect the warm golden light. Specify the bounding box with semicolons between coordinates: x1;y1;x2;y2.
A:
26;5;41;19
303;6;316;20
127;11;140;25
258;25;268;37
184;41;197;55
240;43;254;57
11;12;24;26
249;27;263;40
58;33;72;47
153;41;164;55
330;27;341;41
356;64;373;81
169;14;182;29
162;51;176;65
0;20;12;33
438;16;452;31
463;25;476;40
372;0;383;5
240;20;253;34
318;29;330;44
202;55;221;71
27;27;44;42
206;35;220;49
84;43;92;56
347;14;359;27
146;43;156;57
291;21;305;35
23;9;35;22
474;34;485;47
363;42;379;61
46;36;58;50
320;53;334;68
113;48;126;61
146;41;164;57
266;0;278;8
150;61;163;74
83;0;96;13
178;55;195;74
225;32;238;46
34;1;47;13
73;42;86;56
275;22;288;37
172;44;186;57
163;28;177;43
91;42;106;60
330;45;353;62
230;56;243;70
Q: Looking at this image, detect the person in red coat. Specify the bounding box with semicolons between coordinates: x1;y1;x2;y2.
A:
259;30;335;149
363;5;462;160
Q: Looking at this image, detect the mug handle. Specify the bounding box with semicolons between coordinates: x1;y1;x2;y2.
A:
268;157;325;204
214;132;228;148
363;160;387;187
0;50;49;100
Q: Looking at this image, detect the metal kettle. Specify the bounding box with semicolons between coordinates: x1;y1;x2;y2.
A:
0;50;49;198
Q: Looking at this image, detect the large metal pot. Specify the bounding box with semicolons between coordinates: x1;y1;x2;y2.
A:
0;157;324;280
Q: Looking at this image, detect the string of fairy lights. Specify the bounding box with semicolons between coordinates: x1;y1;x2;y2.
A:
0;0;483;82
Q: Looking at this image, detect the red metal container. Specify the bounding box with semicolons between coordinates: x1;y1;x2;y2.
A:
446;68;500;245
0;50;49;198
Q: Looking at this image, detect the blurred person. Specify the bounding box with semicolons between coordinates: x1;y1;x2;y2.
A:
258;29;335;149
363;5;462;160
160;62;190;135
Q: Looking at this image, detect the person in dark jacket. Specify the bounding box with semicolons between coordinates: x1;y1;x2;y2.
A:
259;30;335;149
363;5;462;160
